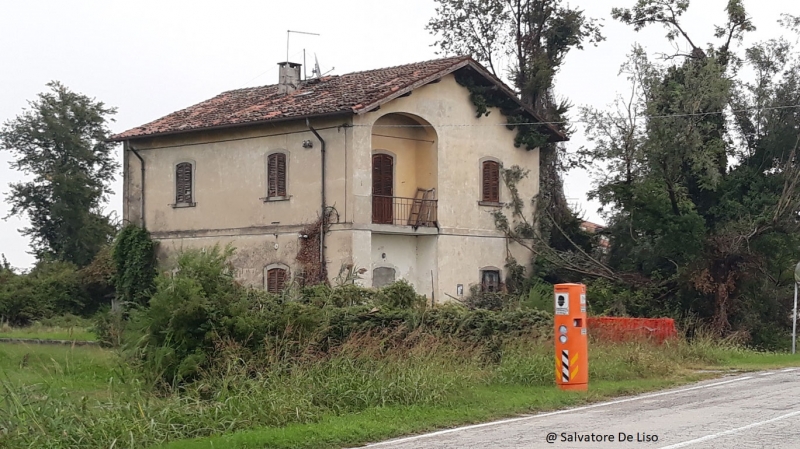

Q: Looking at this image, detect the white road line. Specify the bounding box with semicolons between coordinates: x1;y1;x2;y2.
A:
758;372;775;376
361;376;754;447
658;409;800;449
781;368;798;373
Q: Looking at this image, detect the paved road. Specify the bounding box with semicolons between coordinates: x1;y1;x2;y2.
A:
362;368;800;449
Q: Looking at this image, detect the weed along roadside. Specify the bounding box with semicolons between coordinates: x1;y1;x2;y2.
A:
0;247;797;449
148;343;798;449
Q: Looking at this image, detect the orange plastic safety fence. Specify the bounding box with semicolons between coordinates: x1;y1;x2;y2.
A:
587;317;678;344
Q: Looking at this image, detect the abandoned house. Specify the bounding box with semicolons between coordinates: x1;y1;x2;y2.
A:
111;55;567;301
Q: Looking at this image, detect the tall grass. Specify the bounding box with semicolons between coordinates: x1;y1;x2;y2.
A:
0;330;757;449
0;314;96;341
0;331;483;448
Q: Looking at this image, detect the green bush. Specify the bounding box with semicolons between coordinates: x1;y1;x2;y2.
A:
376;279;427;309
463;285;510;311
124;246;553;386
91;306;126;347
112;224;157;306
521;278;554;313
584;278;662;317
0;248;115;325
78;244;116;314
0;268;42;325
0;261;89;325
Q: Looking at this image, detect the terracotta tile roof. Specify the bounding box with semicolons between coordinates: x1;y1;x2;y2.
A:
111;55;565;141
580;221;605;233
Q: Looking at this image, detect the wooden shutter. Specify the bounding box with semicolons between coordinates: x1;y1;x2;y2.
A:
372;154;394;224
267;268;287;293
268;153;287;198
372;154;393;196
176;162;193;204
482;161;499;202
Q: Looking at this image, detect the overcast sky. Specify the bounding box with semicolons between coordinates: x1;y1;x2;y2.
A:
1;0;797;269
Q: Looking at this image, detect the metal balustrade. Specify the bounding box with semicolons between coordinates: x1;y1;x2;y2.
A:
372;195;438;227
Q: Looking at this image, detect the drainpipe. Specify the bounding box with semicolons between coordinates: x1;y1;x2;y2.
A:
126;140;146;228
306;119;327;279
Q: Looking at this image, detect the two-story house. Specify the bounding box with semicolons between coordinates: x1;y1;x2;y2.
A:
111;56;566;301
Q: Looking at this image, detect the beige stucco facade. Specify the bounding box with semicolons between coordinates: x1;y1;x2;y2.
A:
123;73;540;300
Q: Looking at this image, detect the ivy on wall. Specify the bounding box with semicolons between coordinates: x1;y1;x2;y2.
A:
112;224;157;306
454;70;549;150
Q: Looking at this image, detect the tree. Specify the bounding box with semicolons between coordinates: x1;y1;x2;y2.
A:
427;0;604;279
1;81;118;267
581;2;800;340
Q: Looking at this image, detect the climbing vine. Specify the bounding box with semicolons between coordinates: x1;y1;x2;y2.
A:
112;224;157;306
491;165;536;260
454;70;549;150
295;207;338;286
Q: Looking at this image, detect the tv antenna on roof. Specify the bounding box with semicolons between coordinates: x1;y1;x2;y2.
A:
312;54;335;79
286;30;319;61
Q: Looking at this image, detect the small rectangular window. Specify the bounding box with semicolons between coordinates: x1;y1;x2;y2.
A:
481;270;501;293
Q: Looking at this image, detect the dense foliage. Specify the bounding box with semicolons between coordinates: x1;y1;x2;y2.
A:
0;82;118;267
122;246;552;385
0;250;114;325
428;0;603;259
576;2;800;346
112;224;157;306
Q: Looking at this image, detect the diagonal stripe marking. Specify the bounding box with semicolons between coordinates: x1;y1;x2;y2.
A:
658;409;800;449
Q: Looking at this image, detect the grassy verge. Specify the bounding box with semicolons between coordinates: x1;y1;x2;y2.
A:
0;342;115;396
1;336;798;449
156;350;799;449
0;322;96;341
155;379;692;449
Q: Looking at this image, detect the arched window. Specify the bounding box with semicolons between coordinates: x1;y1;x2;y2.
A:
266;267;288;293
267;152;287;198
175;162;194;205
482;160;500;203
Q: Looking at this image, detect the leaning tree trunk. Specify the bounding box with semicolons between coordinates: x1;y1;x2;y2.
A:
537;141;574;242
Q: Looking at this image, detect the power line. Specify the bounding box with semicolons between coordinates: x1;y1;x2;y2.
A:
356;103;800;128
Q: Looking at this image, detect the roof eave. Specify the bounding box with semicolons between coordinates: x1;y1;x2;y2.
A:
353;58;568;143
108;110;353;142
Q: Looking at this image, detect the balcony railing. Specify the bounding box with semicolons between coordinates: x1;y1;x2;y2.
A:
372;195;438;228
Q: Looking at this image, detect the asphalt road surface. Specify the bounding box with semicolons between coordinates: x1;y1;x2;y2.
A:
361;368;800;449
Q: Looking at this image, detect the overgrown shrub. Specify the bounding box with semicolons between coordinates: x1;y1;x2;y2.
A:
0;261;89;325
125;246;552;385
376;279;426;309
463;284;509;311
78;244;116;314
521;278;555;313
0;249;116;325
91;306;126;347
112;224;157;306
584;278;663;317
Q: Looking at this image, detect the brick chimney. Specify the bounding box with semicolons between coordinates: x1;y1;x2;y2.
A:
278;62;301;94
